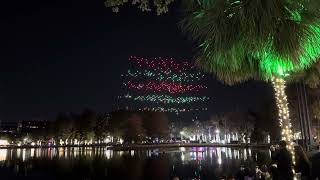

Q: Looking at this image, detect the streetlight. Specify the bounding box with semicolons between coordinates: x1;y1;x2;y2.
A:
180;131;185;142
180;131;185;136
215;129;220;143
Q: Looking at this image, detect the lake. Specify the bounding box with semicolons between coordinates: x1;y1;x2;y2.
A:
0;147;271;180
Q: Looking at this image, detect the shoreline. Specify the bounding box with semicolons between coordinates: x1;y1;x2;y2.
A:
107;143;271;151
0;144;109;149
1;143;271;150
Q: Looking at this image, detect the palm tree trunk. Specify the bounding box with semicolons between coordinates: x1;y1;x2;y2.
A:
271;76;296;166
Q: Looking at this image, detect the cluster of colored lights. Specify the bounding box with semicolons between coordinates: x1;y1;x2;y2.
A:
123;81;207;94
138;107;208;114
120;94;209;104
119;56;209;114
129;56;195;73
122;69;205;83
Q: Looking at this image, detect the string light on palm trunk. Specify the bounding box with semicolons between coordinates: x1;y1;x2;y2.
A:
271;76;296;167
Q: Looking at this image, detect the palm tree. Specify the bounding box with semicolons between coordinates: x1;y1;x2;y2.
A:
180;0;320;166
105;0;320;167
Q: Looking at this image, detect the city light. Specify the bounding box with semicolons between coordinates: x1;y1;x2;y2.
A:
180;147;186;152
104;137;111;144
0;149;7;161
181;153;185;162
0;139;9;146
293;132;302;140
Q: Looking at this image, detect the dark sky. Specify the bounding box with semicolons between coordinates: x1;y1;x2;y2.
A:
1;0;274;122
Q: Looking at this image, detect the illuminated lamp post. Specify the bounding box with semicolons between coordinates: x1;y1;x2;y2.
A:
180;131;185;140
215;129;220;144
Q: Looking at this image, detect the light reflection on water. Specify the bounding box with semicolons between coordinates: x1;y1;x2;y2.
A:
0;149;7;161
0;147;271;179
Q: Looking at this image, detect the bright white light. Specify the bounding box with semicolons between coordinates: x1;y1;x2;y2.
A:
189;135;196;141
228;148;232;159
244;149;248;160
215;129;220;134
105;150;112;159
217;148;222;165
130;150;135;156
88;139;93;145
294;132;302;140
181;153;185;162
0;140;9;146
22;149;26;161
104;137;111;144
0;149;7;161
31;148;35;158
180;131;185;135
119;151;124;156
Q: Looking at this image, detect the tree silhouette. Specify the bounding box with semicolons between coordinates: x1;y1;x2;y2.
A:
181;0;320;166
125;113;146;143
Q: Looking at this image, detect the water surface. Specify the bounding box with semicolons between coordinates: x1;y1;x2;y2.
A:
0;147;271;180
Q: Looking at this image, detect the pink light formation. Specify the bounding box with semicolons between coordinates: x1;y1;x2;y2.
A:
129;56;196;73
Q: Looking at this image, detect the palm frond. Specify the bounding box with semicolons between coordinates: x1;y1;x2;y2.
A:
181;0;320;85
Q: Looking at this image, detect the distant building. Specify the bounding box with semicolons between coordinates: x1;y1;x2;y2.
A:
21;121;48;135
0;121;19;135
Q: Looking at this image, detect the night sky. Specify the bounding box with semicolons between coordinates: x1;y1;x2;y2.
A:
1;0;274;122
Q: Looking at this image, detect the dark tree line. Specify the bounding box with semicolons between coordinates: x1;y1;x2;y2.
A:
108;110;170;144
11;109;170;146
19;109;105;146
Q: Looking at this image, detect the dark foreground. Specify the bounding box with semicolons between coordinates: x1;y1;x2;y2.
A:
0;147;272;180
